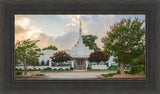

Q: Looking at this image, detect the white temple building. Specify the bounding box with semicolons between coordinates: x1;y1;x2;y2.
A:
38;21;117;70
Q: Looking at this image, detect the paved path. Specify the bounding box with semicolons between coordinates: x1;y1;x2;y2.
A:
44;71;116;79
15;71;117;80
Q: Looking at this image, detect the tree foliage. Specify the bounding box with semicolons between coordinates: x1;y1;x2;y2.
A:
46;60;50;65
50;51;71;64
43;45;58;50
101;18;145;74
82;35;101;50
133;54;145;65
89;50;109;64
15;39;43;75
41;60;45;65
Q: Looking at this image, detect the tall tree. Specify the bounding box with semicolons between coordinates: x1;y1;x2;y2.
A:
43;45;58;50
89;50;109;65
101;18;145;74
46;60;50;66
82;35;101;50
50;51;71;66
41;60;45;66
27;48;43;68
15;39;43;75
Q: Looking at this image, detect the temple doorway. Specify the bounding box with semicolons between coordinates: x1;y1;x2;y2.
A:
74;59;86;70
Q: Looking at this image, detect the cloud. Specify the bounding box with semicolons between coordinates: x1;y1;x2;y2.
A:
61;15;115;49
15;16;55;49
15;15;145;51
71;15;89;23
85;15;115;48
15;17;35;41
15;15;115;50
54;31;79;50
37;33;55;49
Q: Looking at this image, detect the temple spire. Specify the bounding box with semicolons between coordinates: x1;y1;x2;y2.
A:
80;21;82;28
77;21;83;45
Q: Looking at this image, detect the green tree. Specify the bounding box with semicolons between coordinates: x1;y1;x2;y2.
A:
133;54;145;65
102;18;145;74
43;45;58;50
41;60;45;66
46;60;50;66
82;35;101;50
50;51;71;66
15;39;43;75
89;50;109;65
26;48;43;69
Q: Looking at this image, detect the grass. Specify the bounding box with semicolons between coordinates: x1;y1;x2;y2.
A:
31;74;45;76
101;73;117;77
36;74;45;76
101;70;121;77
88;69;108;71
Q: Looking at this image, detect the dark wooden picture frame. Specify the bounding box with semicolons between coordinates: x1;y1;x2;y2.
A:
0;0;160;94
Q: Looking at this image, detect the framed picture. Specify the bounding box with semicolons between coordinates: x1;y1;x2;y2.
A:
0;0;159;94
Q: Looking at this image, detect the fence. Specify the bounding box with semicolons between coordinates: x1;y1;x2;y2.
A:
91;65;107;70
15;66;70;70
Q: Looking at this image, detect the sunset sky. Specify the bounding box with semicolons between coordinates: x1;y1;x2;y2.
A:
15;14;145;50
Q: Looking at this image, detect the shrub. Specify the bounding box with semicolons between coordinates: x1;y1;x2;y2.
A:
53;68;57;71
87;67;91;70
70;67;73;70
108;65;118;70
46;67;52;70
101;73;116;77
130;66;138;74
130;65;145;75
65;68;69;71
125;71;131;74
58;68;64;71
43;67;52;71
116;70;121;74
15;70;23;75
35;74;45;76
101;70;120;77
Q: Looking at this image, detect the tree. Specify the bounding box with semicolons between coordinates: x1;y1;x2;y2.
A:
43;45;58;50
89;50;109;65
82;35;101;50
41;60;45;66
46;60;50;66
133;54;145;65
101;18;145;74
50;51;71;65
27;48;43;69
15;39;43;75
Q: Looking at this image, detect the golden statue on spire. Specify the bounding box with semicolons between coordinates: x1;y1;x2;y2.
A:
80;21;82;28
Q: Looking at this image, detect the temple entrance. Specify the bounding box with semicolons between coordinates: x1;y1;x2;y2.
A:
74;59;86;70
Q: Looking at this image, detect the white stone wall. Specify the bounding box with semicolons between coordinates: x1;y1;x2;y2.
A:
91;65;107;70
38;48;117;70
15;66;70;70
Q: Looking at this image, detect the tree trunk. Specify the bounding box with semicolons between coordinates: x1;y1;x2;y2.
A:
23;61;27;75
120;60;125;74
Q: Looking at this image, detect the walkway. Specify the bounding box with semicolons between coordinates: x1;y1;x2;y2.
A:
15;71;117;80
44;71;116;79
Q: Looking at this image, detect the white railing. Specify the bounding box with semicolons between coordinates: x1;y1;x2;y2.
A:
15;66;70;70
91;65;107;70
